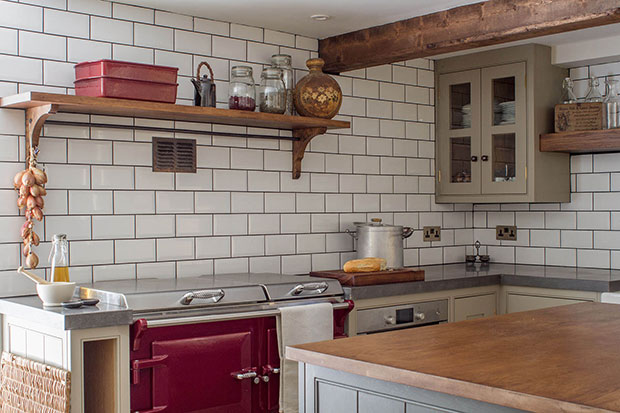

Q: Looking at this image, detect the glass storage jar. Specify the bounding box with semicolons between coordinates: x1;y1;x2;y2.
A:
585;76;603;102
258;67;286;114
560;77;577;104
49;234;70;282
229;66;256;111
604;78;620;129
270;54;294;115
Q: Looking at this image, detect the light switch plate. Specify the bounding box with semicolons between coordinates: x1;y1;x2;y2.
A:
496;225;517;241
423;226;441;242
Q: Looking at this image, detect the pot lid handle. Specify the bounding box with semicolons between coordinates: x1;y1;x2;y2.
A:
370;218;382;223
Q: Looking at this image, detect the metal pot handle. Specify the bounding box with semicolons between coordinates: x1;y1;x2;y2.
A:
402;227;414;239
345;229;357;240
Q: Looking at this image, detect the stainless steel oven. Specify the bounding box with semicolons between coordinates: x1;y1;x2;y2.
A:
356;299;448;334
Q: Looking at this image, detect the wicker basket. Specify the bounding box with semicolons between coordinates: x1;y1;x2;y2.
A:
0;352;70;413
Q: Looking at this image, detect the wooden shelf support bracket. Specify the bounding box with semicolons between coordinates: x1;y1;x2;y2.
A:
25;104;57;165
292;127;327;179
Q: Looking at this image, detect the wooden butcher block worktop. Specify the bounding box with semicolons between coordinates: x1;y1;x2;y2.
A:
287;302;620;412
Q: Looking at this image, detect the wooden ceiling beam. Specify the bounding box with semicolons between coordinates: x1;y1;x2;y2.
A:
319;0;620;74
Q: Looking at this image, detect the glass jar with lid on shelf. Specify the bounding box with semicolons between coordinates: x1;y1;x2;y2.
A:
228;66;256;111
560;77;577;104
258;67;286;114
604;78;620;129
271;54;294;115
584;76;603;102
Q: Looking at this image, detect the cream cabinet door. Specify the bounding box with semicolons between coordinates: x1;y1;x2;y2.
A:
454;293;497;322
506;293;590;314
437;69;481;195
480;62;527;194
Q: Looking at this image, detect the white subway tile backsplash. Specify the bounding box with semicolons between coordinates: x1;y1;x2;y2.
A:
1;2;617;283
135;23;174;49
67;38;111;62
0;2;42;31
232;235;264;257
112;3;153;23
113;191;155;215
212;36;246;60
92;215;134;239
214;214;247;235
0;55;42;84
156;191;194;214
248;214;279;234
196;236;230;259
45;9;89;38
70;240;113;266
112;44;153;64
157;238;194;261
137;261;175;278
115;239;155;263
136;215;175;238
19;32;65;61
45;216;90;241
577;249;610;269
231;192;264;213
112;142;151;166
213;170;247;191
69;190;112;215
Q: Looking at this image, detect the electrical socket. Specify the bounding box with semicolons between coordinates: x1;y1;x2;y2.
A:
496;225;517;241
423;226;441;242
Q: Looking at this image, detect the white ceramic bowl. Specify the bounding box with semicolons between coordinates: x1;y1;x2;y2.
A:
36;282;76;306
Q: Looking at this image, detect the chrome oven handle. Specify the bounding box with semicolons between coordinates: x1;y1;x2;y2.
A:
180;289;225;305
288;282;329;296
235;371;257;380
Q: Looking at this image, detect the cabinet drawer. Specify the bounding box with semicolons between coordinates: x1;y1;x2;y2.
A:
506;293;591;314
454;294;497;322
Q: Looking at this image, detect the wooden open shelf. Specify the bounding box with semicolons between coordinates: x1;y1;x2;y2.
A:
540;128;620;154
0;92;350;178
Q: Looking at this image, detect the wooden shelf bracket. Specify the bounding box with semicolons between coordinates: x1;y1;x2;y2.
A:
292;127;327;179
25;104;57;166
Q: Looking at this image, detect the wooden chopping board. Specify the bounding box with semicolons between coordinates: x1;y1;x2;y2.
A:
309;268;424;286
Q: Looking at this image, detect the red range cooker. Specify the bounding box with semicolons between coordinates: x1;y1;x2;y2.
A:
93;274;353;413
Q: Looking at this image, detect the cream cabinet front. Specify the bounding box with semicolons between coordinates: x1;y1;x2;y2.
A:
500;286;599;314
453;293;497;322
435;44;569;203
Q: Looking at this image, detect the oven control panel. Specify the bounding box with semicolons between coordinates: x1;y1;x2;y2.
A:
356;299;448;334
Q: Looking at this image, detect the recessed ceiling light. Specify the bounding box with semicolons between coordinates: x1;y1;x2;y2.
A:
311;14;331;21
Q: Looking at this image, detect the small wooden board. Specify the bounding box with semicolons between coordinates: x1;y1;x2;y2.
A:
310;269;424;286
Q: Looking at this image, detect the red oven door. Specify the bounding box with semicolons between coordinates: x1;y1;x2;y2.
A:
151;332;254;413
131;317;277;413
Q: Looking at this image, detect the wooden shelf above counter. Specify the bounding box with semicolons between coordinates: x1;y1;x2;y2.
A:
540;128;620;154
0;92;350;178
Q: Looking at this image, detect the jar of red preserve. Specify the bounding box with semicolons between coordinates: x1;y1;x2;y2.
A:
229;66;256;111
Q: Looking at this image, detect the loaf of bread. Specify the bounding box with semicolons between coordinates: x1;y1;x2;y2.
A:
343;257;387;273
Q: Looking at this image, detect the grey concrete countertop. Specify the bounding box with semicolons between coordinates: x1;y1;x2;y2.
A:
0;295;132;330
344;263;620;300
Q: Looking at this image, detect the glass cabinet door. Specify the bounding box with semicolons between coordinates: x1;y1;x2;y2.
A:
481;62;527;194
437;70;481;195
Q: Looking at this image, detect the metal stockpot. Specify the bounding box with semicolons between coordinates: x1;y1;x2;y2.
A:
346;219;414;269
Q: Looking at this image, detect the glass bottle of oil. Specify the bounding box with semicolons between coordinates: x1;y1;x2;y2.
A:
49;234;70;282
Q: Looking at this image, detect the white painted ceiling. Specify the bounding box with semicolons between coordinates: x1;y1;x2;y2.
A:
113;0;489;38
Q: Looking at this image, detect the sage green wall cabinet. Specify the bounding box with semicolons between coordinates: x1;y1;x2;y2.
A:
436;44;569;203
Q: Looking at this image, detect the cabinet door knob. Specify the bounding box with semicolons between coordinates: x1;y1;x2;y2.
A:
481;155;489;161
471;156;478;162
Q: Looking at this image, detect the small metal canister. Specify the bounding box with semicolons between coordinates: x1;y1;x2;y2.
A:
346;218;414;269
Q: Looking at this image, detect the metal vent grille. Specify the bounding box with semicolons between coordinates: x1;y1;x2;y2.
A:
152;137;196;173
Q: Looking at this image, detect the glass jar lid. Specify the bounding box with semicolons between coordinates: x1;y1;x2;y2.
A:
271;54;292;67
231;65;253;77
262;67;283;79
